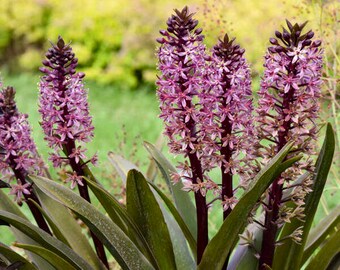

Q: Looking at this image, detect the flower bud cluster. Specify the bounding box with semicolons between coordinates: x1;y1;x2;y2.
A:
0;86;45;203
157;7;207;181
200;34;255;189
39;37;95;187
157;7;256;199
257;21;323;216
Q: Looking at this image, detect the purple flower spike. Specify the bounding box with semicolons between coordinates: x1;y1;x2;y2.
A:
257;21;323;269
39;36;95;186
157;7;206;162
157;6;209;262
0;86;45;204
200;34;255;218
39;37;108;265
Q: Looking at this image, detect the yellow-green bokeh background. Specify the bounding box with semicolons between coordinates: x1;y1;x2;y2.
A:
0;0;338;87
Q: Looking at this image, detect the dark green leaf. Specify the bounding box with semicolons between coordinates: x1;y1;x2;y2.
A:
198;142;297;270
0;211;93;270
126;169;177;270
304;230;340;270
0;190;54;270
273;123;335;270
84;177;158;268
147;181;197;259
32;184;105;270
26;198;70;246
160;200;195;270
144;141;197;240
14;243;76;270
30;175;155;270
0;242;37;270
303;205;340;263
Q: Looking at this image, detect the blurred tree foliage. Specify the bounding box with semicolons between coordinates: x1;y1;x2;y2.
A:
0;0;338;89
199;0;339;78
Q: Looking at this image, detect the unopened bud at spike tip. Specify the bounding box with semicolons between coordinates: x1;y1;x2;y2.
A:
57;36;65;49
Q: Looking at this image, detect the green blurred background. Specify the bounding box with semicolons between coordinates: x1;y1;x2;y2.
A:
0;0;338;86
0;0;338;244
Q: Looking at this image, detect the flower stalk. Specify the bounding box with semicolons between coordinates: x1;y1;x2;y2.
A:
201;34;254;219
0;86;51;234
257;21;323;269
39;37;108;269
157;7;208;262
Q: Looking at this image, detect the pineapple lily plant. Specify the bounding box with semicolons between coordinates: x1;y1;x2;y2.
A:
0;6;337;270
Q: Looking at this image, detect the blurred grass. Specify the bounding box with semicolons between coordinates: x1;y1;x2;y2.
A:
1;72;164;169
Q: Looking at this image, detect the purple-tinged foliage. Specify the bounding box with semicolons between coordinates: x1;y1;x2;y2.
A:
257;20;323;269
0;86;45;204
39;36;95;187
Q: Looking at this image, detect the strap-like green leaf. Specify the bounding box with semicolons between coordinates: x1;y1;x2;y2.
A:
144;141;197;240
84;177;159;268
126;169;177;270
0;211;93;270
227;214;265;270
26;198;70;246
108;152;139;184
33;184;105;270
0;190;54;270
14;243;75;270
0;242;37;270
273;123;335;270
304;230;340;270
162;203;196;270
303;205;340;263
198;141;297;270
147;181;197;258
30;175;155;270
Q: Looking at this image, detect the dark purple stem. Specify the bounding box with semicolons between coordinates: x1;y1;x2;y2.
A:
177;36;208;262
9;159;52;235
259;82;295;269
183;101;208;263
48;42;109;269
220;81;234;269
64;136;109;269
188;151;208;263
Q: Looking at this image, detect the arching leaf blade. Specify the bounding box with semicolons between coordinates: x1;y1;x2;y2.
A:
14;243;75;270
144;141;197;239
33;184;105;270
126;169;177;270
30;175;155;270
0;242;37;270
198;142;297;270
0;211;93;270
273;123;335;270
